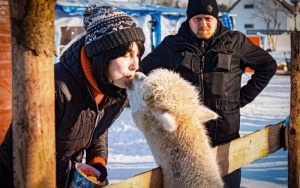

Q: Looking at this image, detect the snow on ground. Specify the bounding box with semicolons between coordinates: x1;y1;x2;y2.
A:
107;72;290;186
239;73;290;187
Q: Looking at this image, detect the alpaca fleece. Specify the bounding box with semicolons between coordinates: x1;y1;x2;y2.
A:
126;68;223;188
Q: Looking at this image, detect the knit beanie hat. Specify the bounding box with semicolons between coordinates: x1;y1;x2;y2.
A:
186;0;219;20
83;5;145;58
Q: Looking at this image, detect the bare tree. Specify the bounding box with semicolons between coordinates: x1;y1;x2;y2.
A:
8;0;56;187
219;4;229;12
227;0;238;8
219;0;239;11
251;0;289;51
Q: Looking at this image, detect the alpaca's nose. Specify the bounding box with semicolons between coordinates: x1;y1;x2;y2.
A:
134;72;146;80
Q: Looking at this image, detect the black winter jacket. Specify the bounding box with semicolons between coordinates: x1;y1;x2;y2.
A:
0;36;128;188
55;37;128;187
141;21;277;146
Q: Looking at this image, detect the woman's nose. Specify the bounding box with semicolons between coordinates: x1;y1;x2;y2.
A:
130;58;139;71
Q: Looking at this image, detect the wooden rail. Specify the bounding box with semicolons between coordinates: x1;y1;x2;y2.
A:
107;122;285;188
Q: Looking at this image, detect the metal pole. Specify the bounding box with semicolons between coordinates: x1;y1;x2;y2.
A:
148;19;156;52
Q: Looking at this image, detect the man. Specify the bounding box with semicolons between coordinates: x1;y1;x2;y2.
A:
140;0;277;187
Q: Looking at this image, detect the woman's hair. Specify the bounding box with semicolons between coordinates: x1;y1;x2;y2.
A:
110;40;145;61
91;41;145;97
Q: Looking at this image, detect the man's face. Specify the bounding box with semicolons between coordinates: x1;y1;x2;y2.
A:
188;14;218;39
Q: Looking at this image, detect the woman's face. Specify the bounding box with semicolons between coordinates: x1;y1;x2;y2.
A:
108;42;141;89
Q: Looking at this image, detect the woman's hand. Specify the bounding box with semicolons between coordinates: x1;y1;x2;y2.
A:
92;163;108;182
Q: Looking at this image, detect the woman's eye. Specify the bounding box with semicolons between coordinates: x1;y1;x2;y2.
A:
123;53;130;58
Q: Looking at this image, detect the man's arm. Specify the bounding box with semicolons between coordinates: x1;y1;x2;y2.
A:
239;36;277;107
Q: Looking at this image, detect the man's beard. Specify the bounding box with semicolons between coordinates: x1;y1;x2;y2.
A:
196;27;213;39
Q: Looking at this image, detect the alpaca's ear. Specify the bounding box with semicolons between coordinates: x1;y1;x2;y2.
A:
199;106;219;123
152;110;177;132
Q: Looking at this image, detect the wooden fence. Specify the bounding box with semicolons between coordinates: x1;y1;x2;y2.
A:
107;121;286;188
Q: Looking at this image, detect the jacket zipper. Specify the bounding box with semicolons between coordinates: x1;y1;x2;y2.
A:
174;41;213;100
84;87;100;150
199;41;205;100
83;92;118;150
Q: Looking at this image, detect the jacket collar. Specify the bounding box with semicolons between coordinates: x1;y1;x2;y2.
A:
59;36;126;103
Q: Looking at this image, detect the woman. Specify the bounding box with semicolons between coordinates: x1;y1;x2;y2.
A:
0;5;145;188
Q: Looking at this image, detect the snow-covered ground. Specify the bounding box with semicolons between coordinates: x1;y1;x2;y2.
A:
106;72;290;187
239;73;289;188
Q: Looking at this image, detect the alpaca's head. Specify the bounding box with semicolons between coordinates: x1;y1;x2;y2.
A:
126;68;218;132
127;68;202;113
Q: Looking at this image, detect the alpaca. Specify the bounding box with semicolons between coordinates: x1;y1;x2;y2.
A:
126;68;224;188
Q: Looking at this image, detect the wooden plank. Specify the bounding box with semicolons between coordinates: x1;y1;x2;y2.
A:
107;122;285;188
214;122;284;176
107;167;163;188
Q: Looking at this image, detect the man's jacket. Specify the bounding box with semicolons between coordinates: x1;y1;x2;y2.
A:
141;21;277;146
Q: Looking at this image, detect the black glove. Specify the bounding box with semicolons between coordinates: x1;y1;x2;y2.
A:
92;163;107;182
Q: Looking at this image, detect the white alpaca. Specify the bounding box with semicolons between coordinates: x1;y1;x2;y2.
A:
126;68;224;188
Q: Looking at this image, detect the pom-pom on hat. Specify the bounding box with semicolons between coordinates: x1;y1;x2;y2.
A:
187;0;219;20
83;5;145;58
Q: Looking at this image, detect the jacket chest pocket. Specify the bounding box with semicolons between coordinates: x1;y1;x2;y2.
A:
180;51;202;73
213;52;232;71
205;52;237;96
175;51;201;85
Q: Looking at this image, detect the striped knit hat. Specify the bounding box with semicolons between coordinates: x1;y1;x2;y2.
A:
83;5;145;58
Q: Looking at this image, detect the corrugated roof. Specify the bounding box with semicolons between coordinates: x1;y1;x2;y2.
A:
56;0;186;16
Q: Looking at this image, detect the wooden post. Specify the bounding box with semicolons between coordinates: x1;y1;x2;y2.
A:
288;31;300;188
9;0;56;187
